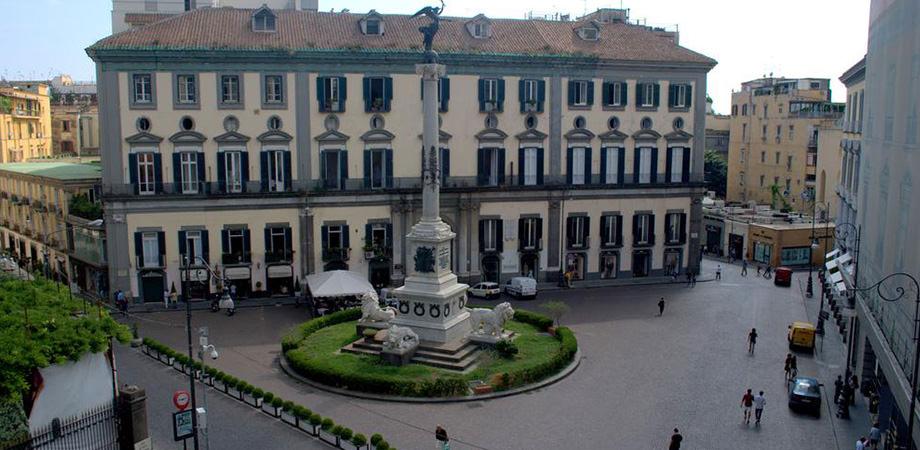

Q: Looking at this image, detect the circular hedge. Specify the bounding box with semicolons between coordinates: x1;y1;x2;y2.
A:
281;308;577;398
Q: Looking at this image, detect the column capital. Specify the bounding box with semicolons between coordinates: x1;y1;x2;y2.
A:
415;63;446;80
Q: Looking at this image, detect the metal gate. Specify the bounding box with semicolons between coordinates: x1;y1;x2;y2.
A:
12;402;119;450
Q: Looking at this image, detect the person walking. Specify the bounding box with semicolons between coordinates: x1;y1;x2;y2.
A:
868;423;881;449
669;428;683;450
435;424;450;450
691;271;697;286
741;260;748;276
163;289;170;309
850;375;860;406
716;264;722;280
753;391;766;424
658;297;666;316
834;375;845;404
856;436;868;450
748;328;758;354
790;355;798;379
686;271;692;287
784;354;794;381
869;393;880;424
741;389;755;424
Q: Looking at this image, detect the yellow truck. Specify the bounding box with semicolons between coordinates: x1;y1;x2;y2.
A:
788;322;816;351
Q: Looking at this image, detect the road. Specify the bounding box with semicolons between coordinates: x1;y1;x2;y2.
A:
126;258;869;449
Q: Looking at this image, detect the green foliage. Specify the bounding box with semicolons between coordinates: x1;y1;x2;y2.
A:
321;418;334;431
704;150;728;198
309;413;323;426
0;395;28;449
0;277;130;398
512;309;554;331
351;433;367;446
331;425;344;436
293;406;311;420
0;97;11;114
68;193;103;221
494;339;519;358
262;391;274;403
377;440;390;450
251;388;264;398
539;300;570;326
281;308;361;352
770;184;791;210
339;427;353;441
371;433;384;446
270;397;283;408
282;400;295;412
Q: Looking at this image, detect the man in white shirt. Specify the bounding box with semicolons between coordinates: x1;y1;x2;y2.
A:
753;391;766;424
856;437;868;450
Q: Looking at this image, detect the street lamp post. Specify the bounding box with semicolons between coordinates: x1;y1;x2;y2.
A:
851;273;920;450
197;327;217;450
183;256;200;450
806;201;827;298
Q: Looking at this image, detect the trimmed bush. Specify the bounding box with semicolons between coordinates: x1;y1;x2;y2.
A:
494;339;519;358
240;382;254;394
370;434;383;446
282;400;295;412
321;418;334;431
309;414;323;426
281;308;362;351
271;397;284;408
331;425;344;436
339;428;353;442
376;441;390;450
293;405;311;420
251;388;264;399
513;309;554;331
262;392;275;403
351;433;367;446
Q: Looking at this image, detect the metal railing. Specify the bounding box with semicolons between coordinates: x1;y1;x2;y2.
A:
221;251;251;265
322;247;350;262
265;250;293;263
9;401;118;450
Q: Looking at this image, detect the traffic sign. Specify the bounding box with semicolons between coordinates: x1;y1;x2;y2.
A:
173;390;190;411
172;410;194;441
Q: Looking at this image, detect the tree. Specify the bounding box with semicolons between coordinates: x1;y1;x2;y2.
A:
540;300;570;326
703;150;727;197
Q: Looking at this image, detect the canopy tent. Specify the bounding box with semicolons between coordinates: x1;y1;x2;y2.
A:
306;270;375;298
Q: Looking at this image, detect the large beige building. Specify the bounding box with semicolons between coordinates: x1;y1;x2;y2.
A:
50;75;100;157
836;56;864;228
0;84;52;163
88;7;715;302
726;77;844;213
112;0;319;33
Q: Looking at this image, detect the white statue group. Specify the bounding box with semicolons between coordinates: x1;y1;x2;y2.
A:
359;292;514;352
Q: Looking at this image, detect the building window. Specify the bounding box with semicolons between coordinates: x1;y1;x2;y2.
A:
742;104;748;116
776;125;782;142
604;81;625;107
665;212;684;244
365;148;391;189
670;84;689;108
759;175;765;187
481;219;500;252
668;147;685;183
263;75;284;104
639;83;657;107
223;151;244;193
566;216;589;249
141;232;160;268
637;147;653;184
787;155;793;171
62;120;71;132
520;217;540;250
479;78;503;112
133;74;153;104
522;147;539;186
137;152;156;194
223;228;250;264
753;241;772;264
265;226;292;262
523;80;538;104
568;147;589;185
318;76;345;112
364;76;392;112
761;151;766;163
180;230;205;265
775;152;780;164
472;22;486;38
179;152;199;194
326;225;346;249
634;214;653;245
742;124;747;140
264;149;287;192
220;75;240;104
478;148;504;186
176;74;197;104
732;104;738;116
603;147;621;184
321;150;346;190
600;215;621;247
569;80;590;106
252;10;276;32
365;19;381;35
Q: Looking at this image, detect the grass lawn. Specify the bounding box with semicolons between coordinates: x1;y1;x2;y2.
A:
296;319;563;385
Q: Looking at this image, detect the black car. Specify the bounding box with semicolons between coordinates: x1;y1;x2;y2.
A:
788;376;822;417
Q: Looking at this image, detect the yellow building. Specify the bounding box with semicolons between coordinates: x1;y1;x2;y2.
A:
0;83;52;163
0;162;103;287
726;77;844;213
87;7;716;302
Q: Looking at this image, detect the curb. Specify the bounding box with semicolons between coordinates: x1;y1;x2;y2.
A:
278;348;582;404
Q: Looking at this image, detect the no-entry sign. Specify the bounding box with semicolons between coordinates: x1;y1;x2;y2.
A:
173;390;191;411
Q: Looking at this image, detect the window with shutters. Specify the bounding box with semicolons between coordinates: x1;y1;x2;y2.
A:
176;74;197;104
179;151;199;194
523;80;538;104
635;214;652;245
133;74;153;104
775;152;780;165
638;147;653;184
482;219;499;252
567;216;588;248
666;213;683;244
136;152;156;194
319;77;345;112
265;149;286;192
742;104;748;116
604;147;621;184
570;147;588;185
601;215;621;247
365;77;389;112
604;81;625;107
322;150;345;189
523;148;539;185
368;148;387;189
224;228;250;263
326;225;346;249
141;232;160;268
224;151;243;193
641;83;655;107
479;147;502;186
520;218;540;250
571;80;589;106
265;226;291;262
482;78;499;111
220;75;240;105
369;224;388;248
673;84;687;108
181;230;204;265
669;147;684;183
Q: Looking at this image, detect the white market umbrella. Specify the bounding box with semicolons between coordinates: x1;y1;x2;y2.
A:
306;270;375;298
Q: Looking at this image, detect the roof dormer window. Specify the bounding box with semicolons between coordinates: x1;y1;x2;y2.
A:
252;6;277;33
577;22;601;41
361;10;385;36
467;14;492;39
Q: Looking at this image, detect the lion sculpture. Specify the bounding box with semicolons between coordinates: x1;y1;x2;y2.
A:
359;292;396;323
382;325;420;352
467;302;515;337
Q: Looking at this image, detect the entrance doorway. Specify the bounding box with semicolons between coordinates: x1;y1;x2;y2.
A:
729;234;744;261
706;225;722;255
565;252;586;280
139;271;165;302
632;250;651;277
266;264;294;296
520;253;538;279
481;254;501;282
600;252;618;279
369;259;391;288
663;249;682;276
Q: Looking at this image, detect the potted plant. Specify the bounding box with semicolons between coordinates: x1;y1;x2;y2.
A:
280;402;298;426
375;441;391;450
241;383;258;406
267;397;283;417
260;392;275;415
305;413;323;436
349;433;368;450
370;434;384;449
211;371;226;391
225;377;241;399
249;388;265;408
295;407;314;433
338;428;354;449
363;244;375;260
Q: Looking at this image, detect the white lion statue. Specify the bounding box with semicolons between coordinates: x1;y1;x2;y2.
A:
359;292;396;323
468;302;515;337
382;325;419;352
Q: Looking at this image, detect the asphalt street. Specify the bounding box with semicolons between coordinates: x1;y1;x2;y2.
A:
126;257;872;449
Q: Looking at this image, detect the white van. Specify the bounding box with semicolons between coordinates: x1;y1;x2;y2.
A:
503;277;537;299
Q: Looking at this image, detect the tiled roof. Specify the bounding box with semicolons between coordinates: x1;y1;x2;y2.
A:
90;8;715;66
0;162;101;181
123;13;177;27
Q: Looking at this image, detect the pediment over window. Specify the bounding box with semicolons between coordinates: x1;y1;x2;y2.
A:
168;130;207;144
631;129;662;142
360;128;395;143
124;132;163;145
564;128;595;142
664;129;694;142
360;10;385;35
213;131;251;144
314;129;350;144
515;128;548;142
252;6;276;33
475;127;507;143
598;129;628;142
257;130;293;144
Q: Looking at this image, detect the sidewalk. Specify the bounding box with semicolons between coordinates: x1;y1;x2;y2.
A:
127;295;300;313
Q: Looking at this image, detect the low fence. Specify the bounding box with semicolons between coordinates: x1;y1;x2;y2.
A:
11;402;119;450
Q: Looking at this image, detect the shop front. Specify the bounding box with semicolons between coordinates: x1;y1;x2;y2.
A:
632;249;651;278
224;266;251;298
181;267;210;300
266;264;294;296
138;269;165;303
599;251;618;279
565;252;586;280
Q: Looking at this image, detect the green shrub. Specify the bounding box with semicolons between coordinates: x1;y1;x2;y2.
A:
205;367;218;377
293;405;311;420
240;382;253;394
309;414;323;426
271;397;284;408
339;428;353;441
371;433;384;446
262;392;274;403
351;433;367;446
281;308;362;351
321;418;334;431
251;388;264;398
494;339;519;358
282;400;295;412
331;425;343;436
376;441;390;450
512;309;554;331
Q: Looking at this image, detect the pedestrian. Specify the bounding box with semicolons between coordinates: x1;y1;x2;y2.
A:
163;289;169;309
686;271;692;286
838;384;853;419
753;391;766;424
856;436;867;450
716;264;722;280
741;388;754;423
784;353;793;381
669;428;683;450
868;423;881;449
790;355;798;378
757;264;762;276
691;272;697;286
229;283;237;298
658;297;666;316
869;393;880;424
741;260;748;276
435;424;450;450
850;375;860;406
834;375;845;404
747;328;758;354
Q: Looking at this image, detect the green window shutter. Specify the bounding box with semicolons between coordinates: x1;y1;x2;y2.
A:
567;80;575;106
496;79;505;112
653;84;661;107
339;150;348;190
602;82;610;106
365;223;372;247
178;231;187;259
537;80;546;112
363;150;371;188
685;85;692;108
584;147;592;184
586;81;594;106
383;77;393;111
636;83;643;106
566;147;573;184
477;79;486;112
385;149;393;187
518;79;526;113
317;77;326;111
536;148;544;185
362;77;371;112
620;83;628;106
497;148;506;184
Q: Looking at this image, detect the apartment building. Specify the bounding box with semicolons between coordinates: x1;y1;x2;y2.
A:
726;77;844;213
0;84;52;163
836;57;864;229
50;75;100;157
112;0;319;33
88;7;715;302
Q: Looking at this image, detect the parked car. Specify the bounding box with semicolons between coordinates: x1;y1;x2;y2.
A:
468;282;501;299
503;277;538;299
788;321;816;351
774;266;793;287
788;376;823;417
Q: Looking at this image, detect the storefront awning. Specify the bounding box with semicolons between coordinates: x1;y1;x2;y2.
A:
829;271;844;284
825;259;839;271
825;248;841;261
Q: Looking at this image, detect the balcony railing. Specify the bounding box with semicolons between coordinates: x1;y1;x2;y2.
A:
518;238;543;252
363;246;392;260
265;250;294;264
322;247;350;262
221;251;251;265
566;237;591;250
135;254;165;269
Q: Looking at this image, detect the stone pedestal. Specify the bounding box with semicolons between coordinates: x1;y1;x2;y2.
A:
381;347;417;366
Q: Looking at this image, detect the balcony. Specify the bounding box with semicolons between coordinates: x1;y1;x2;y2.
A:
566;237;590;251
265;250;294;264
322;247;350;262
13;109;40;118
221;251;252;265
807;138;818;150
518;238;543;252
135;254;165;269
363;246;392;260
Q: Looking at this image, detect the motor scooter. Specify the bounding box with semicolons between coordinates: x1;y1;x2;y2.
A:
210;291;235;316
